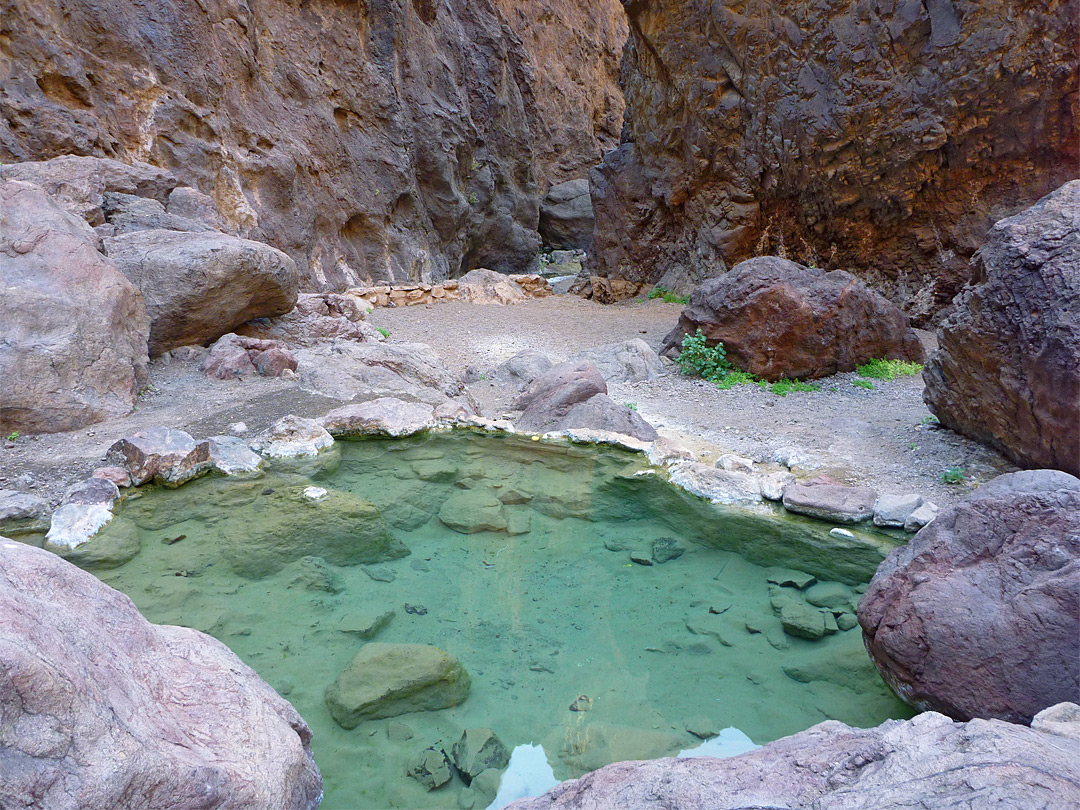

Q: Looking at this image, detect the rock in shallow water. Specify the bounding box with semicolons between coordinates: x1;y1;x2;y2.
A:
0;540;322;810
107;426;212;486
859;470;1080;723
325;643;471;727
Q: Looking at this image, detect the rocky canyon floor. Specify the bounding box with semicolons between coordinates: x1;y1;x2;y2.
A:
0;295;1015;510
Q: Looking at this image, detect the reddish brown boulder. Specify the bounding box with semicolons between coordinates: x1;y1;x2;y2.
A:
0;180;149;434
202;333;298;380
513;360;607;431
588;0;1078;314
924;181;1080;476
661;257;924;381
858;471;1080;724
0;540;322;810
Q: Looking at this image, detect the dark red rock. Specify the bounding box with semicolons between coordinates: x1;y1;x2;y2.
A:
661;257;924;380
924;181;1080;476
589;0;1078;315
858;471;1080;724
0;540;322;809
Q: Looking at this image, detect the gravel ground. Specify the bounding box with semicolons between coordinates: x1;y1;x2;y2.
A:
1;294;1014;510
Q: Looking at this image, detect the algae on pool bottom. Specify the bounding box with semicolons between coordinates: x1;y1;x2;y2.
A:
78;433;914;809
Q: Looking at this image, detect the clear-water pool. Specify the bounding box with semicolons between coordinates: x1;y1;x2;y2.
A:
76;432;913;808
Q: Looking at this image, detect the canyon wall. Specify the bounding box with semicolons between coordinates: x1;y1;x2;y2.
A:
0;0;625;288
591;0;1079;319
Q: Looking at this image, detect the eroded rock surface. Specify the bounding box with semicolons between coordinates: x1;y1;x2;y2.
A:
589;0;1078;315
924;182;1080;475
661;258;924;380
510;711;1080;810
0;540;322;810
859;470;1080;723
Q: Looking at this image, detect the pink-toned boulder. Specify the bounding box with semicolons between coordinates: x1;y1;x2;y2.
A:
0;180;149;434
0;539;322;810
106;427;212;487
201;333;298;380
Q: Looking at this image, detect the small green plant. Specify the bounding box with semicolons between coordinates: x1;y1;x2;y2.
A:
625;402;638;411
648;286;690;305
6;431;18;442
716;370;758;390
853;379;874;390
941;466;966;485
769;379;821;397
467;191;479;205
676;329;730;382
909;441;918;451
857;358;924;381
376;326;391;338
921;414;940;425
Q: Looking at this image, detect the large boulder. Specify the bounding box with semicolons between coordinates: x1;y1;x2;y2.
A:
859;471;1080;724
587;0;1077;316
514;360;608;431
0;539;322;810
0;180;149;433
568;339;665;383
107;427;212;487
509;711;1080;810
456;268;527;305
661;257;925;381
924;182;1080;475
325;643;471;728
539;178;594;250
104;229;299;356
557;394;659;442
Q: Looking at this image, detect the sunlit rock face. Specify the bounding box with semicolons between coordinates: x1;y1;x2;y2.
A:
0;0;621;288
590;0;1079;317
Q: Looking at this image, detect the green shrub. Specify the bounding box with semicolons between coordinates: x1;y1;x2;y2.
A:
853;379;874;390
857;358;924;380
675;329;730;382
376;326;391;338
941;466;966;485
769;379;821;397
648;286;690;305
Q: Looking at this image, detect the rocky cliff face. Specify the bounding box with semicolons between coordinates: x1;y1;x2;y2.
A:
591;0;1079;318
0;0;624;289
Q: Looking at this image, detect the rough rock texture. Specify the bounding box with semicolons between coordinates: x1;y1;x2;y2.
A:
104;229;298;355
539;178;594;250
859;470;1080;723
661;257;925;380
325;643;471;728
0;0;621;286
782;480;878;524
238;293;383;348
924;182;1080;475
514;360;608;430
569;339;665;383
509;711;1080;810
107;426;212;487
589;0;1079;315
0;540;322;810
557;394;659;442
202;333;298;380
0;179;149;433
0;490;49;536
320;398;437;438
456;268;527;305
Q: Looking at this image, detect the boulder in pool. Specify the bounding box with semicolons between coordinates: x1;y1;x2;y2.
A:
107;426;212;486
0;539;322;810
325;643;471;727
859;470;1080;723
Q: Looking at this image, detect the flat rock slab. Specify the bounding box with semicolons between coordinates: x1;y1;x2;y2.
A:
321;398;437;438
782;481;877;523
325;643;471;727
0;540;321;809
439;489;508;534
253;415;334;458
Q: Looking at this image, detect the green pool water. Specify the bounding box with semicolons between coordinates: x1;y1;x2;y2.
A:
78;432;913;809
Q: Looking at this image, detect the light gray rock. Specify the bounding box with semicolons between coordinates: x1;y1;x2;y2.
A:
407;747;453;791
97;192;214;236
568;339;665;383
904;501;939;532
0;490;49;536
782;480;877;523
457;268;526;305
873;493;923;527
320;398;437;438
1032;702;1080;740
207;436;263;475
252;416;334;459
557;394;659;442
104;228;299;356
107;427;212;486
972;469;1080;500
324;643;471;727
439;489;508;534
166;186;232;233
539;178;594;250
489;350;555;391
759;471;796;501
668;461;762;505
508;712;1080;810
0;539;321;810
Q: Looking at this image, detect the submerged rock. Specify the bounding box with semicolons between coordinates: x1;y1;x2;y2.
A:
452;728;511;784
860;470;1080;723
513;712;1080;810
407;747;453;791
651;536;686;564
439;488;509;534
0;540;322;810
0;490;50;536
325;643;471;727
